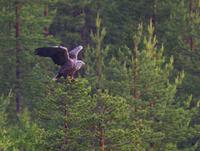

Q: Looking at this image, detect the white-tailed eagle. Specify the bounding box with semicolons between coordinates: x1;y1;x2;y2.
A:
35;45;85;80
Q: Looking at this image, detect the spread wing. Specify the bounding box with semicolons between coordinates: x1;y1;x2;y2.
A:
69;45;83;59
35;46;69;65
75;60;85;71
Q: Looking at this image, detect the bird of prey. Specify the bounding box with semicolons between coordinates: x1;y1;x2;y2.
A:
35;45;85;81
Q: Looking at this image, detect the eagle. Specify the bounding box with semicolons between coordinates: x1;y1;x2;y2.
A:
35;45;85;81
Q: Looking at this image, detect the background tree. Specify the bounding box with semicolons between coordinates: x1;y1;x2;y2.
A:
0;0;200;150
129;21;199;150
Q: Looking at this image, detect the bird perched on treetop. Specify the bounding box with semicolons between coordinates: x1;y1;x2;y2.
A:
35;45;85;81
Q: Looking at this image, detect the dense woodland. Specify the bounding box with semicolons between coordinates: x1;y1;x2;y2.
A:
0;0;200;150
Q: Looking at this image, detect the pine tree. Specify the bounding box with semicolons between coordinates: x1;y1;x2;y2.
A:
0;0;15;107
154;1;200;148
130;21;198;150
0;92;12;150
1;1;200;150
103;56;130;97
9;109;46;151
15;0;21;112
37;78;94;151
0;92;45;151
49;0;92;48
0;0;59;115
85;14;142;151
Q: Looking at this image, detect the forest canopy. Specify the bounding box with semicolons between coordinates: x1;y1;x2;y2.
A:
0;0;200;150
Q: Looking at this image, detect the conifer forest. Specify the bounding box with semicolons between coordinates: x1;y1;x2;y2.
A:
1;0;200;150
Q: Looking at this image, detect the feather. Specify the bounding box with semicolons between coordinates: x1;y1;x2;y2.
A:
69;45;83;59
35;46;69;65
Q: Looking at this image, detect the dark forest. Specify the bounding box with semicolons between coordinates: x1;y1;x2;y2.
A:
0;0;200;150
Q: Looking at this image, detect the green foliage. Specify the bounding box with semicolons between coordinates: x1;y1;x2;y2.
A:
92;90;133;150
0;0;59;115
103;57;131;97
151;0;200;102
50;0;90;48
8;109;46;151
0;0;200;150
129;21;197;151
0;93;45;151
0;92;12;150
37;78;94;150
85;13;107;89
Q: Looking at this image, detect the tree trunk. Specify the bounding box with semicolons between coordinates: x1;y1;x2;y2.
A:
96;43;102;89
132;43;140;100
189;0;195;51
189;0;193;15
151;0;157;35
61;98;69;151
15;1;21;113
63;106;69;150
99;124;105;151
147;143;156;151
93;15;106;151
44;4;49;37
